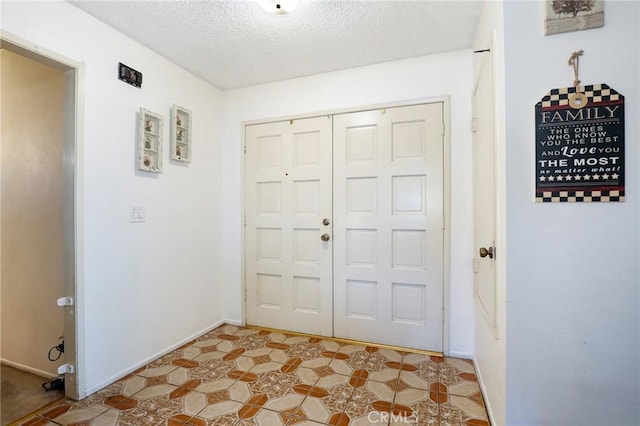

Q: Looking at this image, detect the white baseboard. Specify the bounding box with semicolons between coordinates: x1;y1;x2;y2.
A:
472;356;496;426
85;319;227;396
223;318;244;326
1;358;58;379
447;350;473;359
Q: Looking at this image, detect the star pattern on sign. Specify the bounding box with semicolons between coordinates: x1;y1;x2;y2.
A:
540;173;621;183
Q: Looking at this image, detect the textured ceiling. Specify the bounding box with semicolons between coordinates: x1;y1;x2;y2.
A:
70;0;484;90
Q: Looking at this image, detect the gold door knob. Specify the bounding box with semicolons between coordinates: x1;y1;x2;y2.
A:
479;247;494;259
321;234;331;242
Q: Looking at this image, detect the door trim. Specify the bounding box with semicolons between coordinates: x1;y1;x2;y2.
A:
241;96;451;354
1;30;86;399
472;34;500;338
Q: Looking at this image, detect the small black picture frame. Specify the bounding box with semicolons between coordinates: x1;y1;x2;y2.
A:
119;62;142;88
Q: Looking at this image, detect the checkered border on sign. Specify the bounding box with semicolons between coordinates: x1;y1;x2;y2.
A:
537;84;623;108
535;190;625;203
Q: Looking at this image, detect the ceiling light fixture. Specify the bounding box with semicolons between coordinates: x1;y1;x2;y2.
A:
257;0;301;15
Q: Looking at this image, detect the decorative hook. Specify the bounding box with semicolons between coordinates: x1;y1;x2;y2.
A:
567;50;587;109
568;50;584;88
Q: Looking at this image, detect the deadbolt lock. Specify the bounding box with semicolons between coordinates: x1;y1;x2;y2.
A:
322;218;330;226
479;246;494;259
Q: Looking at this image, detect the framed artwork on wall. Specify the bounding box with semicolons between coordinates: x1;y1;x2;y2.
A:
138;108;163;173
545;0;604;35
171;104;192;162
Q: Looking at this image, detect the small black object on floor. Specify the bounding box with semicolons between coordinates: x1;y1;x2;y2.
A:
42;376;65;392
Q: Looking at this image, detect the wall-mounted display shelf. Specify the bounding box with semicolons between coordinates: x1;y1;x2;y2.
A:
171;104;192;162
138;108;163;173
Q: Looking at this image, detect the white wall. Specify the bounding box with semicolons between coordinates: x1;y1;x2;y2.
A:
220;50;475;356
1;49;65;377
503;1;639;425
1;1;225;395
471;2;507;425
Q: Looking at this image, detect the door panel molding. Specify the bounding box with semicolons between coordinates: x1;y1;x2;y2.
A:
245;117;333;337
333;103;445;351
242;97;451;354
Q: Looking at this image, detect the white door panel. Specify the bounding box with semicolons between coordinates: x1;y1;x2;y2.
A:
333;104;444;351
473;50;498;331
245;117;333;336
245;104;445;351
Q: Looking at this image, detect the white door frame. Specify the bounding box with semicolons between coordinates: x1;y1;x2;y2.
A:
241;97;452;354
472;34;501;339
1;30;86;399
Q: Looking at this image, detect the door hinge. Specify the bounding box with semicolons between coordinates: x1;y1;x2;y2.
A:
243;145;247;154
56;297;74;307
243;215;247;228
471;118;477;133
442;216;446;230
473;258;478;273
57;364;75;374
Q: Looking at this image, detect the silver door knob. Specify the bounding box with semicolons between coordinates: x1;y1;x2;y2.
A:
479;247;494;259
322;218;330;226
321;234;331;242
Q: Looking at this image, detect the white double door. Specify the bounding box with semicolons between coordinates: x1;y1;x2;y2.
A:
245;103;444;351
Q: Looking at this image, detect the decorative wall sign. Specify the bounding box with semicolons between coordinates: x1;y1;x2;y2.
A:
138;108;163;173
119;62;142;88
535;84;625;203
545;0;604;36
171;104;192;162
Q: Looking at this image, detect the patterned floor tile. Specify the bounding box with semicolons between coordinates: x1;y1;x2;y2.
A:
286;420;325;426
270;338;341;365
86;408;122;426
39;403;110;425
182;387;249;417
295;372;356;424
175;359;240;388
17;416;59;426
342;378;396;424
438;357;483;399
23;325;489;426
392;387;439;425
190;399;245;424
234;408;290;425
190;395;291;425
330;345;405;386
439;394;489;426
246;370;306;402
190;337;224;352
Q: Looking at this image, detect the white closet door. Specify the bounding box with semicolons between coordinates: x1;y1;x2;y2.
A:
245;116;333;336
332;104;444;351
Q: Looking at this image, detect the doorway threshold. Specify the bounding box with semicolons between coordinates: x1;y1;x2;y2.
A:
245;325;444;357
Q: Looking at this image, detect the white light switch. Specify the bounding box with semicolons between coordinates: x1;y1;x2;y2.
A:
130;206;146;223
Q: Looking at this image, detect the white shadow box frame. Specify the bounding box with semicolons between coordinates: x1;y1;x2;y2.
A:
138;108;164;173
171;104;192;162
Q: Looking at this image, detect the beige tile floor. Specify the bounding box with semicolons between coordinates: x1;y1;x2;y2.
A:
20;324;490;425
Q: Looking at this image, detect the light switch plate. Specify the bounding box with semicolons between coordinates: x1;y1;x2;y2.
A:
130;206;146;223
